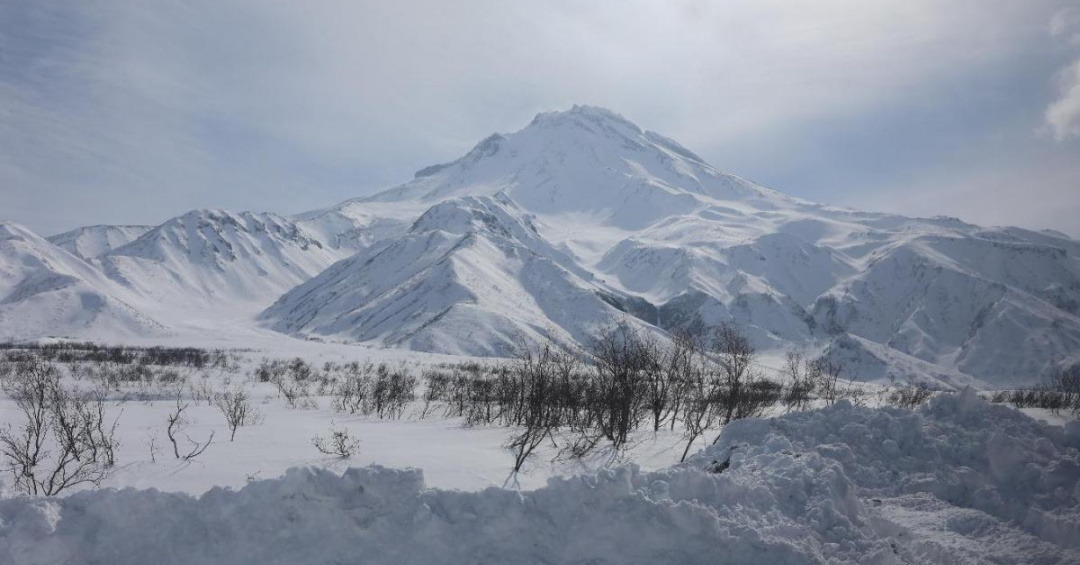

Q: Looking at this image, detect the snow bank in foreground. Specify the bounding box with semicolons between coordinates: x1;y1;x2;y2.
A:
1;391;1077;564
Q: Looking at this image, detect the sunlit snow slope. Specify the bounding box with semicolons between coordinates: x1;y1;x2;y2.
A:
48;224;152;260
0;222;162;340
94;209;352;318
10;105;1079;387
265;106;1080;386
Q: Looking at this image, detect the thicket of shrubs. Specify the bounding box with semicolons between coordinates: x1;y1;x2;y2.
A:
410;321;860;470
0;342;235;369
1;321;955;488
990;366;1080;415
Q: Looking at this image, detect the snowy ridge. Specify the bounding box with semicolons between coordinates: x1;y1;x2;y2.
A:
361;105;794;229
95;209;351;317
2;392;1075;564
271;106;1079;385
10;105;1080;386
0;222;162;340
47;224;152;260
261;195;652;356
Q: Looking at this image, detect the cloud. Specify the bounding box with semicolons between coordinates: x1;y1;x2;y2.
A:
842;147;1080;238
1;0;1078;236
1050;7;1080;44
1046;9;1080;141
1046;60;1080;140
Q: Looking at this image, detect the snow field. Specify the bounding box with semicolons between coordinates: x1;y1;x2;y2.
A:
0;387;1076;564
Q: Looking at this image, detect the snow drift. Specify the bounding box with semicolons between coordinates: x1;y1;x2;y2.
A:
2;392;1076;564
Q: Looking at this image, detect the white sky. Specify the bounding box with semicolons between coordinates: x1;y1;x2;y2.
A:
2;0;1078;236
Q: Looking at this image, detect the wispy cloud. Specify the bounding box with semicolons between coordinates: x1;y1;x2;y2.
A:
1047;8;1080;141
1047;60;1080;140
1;1;1077;236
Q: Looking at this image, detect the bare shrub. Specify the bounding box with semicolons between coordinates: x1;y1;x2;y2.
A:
213;383;262;441
989;365;1080;415
587;321;652;451
312;422;360;458
0;361;120;495
808;355;844;406
504;340;567;473
370;364;417;419
710;323;775;426
165;390;214;460
272;373;317;410
781;350;813;412
886;380;934;409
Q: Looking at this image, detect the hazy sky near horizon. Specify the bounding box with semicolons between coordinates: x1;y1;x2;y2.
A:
2;1;1079;237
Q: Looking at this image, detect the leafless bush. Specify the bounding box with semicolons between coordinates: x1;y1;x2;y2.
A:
0;361;120;495
808;355;844;406
710;322;777;430
214;383;262;441
504;340;570;473
272;373;317;409
165;390;214;460
781;350;814;412
675;332;713;462
253;358;287;383
886;381;934;409
990;365;1080;415
312;422;360;458
370;364;417;419
586;321;652;451
330;365;371;414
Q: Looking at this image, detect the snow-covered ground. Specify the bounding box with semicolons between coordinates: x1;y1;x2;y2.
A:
0;387;1076;564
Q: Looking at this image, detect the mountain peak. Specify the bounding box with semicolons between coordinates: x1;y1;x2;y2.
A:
369;104;788;225
529;104;643;135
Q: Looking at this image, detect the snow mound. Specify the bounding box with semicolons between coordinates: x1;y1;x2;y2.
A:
2;394;1076;564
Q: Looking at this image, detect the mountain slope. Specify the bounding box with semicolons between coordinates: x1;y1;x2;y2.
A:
96;210;351;317
349;105;799;231
261;195;650;356
284;106;1079;385
48;225;153;260
28;105;1079;387
0;222;161;340
813;233;1080;386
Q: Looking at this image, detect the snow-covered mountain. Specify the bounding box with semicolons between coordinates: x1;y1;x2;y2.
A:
361;105;797;230
48;224;153;260
95;210;351;317
266;105;1079;386
0;221;162;340
8;105;1078;387
261;195;655;356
